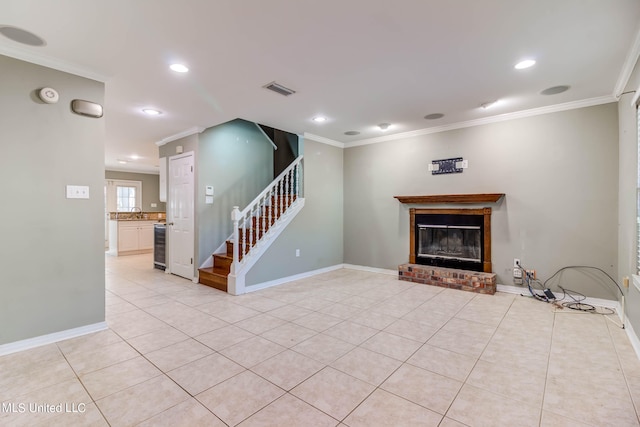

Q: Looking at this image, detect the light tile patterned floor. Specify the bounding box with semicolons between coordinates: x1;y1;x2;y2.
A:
2;253;640;426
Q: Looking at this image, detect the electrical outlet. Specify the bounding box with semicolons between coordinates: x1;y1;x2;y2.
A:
526;269;536;279
513;268;522;279
513;258;521;268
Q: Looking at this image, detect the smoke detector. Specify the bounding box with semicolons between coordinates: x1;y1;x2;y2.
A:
38;87;59;104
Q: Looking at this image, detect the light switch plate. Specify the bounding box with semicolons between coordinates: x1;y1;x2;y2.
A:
66;185;90;199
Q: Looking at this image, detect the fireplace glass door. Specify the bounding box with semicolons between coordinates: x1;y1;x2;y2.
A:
418;225;481;263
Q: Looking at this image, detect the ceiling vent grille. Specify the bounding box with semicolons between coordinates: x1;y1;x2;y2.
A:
263;81;296;96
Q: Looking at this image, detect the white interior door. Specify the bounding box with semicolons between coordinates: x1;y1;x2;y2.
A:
168;153;195;280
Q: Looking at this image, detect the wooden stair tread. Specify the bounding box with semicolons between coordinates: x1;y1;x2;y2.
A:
198;267;228;292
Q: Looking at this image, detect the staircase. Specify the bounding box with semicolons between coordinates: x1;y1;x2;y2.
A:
198;155;304;294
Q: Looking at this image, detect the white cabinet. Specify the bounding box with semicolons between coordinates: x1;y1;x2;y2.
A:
108;220;155;255
138;222;154;250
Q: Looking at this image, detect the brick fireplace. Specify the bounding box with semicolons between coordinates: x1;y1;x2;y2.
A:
394;194;504;295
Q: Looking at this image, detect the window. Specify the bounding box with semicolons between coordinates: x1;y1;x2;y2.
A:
117;185;138;212
105;179;142;213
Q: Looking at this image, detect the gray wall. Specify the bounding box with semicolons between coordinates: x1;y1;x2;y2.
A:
158;120;274;273
105;170;166;212
246;138;344;286
0;55;105;345
619;57;640;332
344;103;619;299
196;119;273;267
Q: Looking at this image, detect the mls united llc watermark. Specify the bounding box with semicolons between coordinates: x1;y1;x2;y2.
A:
2;402;86;414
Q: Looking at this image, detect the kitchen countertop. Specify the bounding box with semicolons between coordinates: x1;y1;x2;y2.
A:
109;212;166;221
111;218;162;221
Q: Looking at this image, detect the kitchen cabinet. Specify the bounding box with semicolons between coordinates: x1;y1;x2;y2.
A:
108;220;155;255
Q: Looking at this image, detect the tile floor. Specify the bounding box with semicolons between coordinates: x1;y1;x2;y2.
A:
2;253;640;426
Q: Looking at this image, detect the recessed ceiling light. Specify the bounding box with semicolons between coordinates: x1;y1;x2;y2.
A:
312;116;327;123
540;85;570;95
118;160;127;165
344;131;360;136
0;25;46;46
142;108;162;116
169;63;189;73
130;154;140;160
480;100;500;109
515;59;536;70
424;113;445;120
378;123;391;131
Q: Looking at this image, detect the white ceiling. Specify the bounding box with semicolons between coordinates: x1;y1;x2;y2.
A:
2;0;639;173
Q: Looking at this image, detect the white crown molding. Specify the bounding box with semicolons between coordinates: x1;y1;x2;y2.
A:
303;132;345;148
105;167;159;175
0;45;109;82
615;26;640;98
155;126;205;146
345;96;616;148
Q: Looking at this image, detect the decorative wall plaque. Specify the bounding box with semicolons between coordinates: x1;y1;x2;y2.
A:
430;157;466;175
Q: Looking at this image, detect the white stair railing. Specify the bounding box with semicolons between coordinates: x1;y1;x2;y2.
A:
230;156;303;277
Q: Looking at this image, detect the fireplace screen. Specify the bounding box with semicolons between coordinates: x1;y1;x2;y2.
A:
418;225;481;263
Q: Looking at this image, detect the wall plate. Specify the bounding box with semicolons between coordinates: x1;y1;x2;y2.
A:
66;185;89;199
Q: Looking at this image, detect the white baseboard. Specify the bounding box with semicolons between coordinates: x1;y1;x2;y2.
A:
497;283;620;309
624;316;640;360
245;263;344;293
342;264;398;276
0;322;108;357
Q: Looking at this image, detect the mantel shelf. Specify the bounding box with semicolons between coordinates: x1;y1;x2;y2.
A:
394;193;505;204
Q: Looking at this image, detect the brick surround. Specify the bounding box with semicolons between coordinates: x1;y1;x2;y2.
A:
398;264;496;295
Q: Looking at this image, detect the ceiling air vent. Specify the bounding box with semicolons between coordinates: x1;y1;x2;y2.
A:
263;81;296;96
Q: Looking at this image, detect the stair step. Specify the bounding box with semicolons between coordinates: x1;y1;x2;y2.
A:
225;240;249;260
198;267;227;292
270;195;297;211
223;195;298;262
252;214;277;227
212;253;232;272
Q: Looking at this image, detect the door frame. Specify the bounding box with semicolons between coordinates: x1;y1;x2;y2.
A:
167;151;196;282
